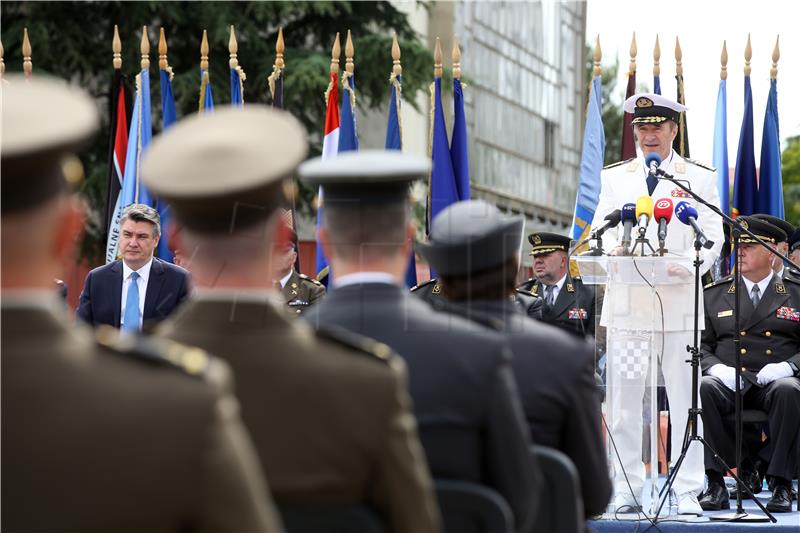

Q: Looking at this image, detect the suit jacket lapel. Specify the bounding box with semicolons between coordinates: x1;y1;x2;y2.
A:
550;279;574;318
110;260;123;328
744;275;789;330
143;258;165;320
722;281;755;328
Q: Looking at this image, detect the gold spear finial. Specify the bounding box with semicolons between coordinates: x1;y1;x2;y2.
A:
344;29;354;74
592;35;601;77
22;27;32;76
770;35;780;80
228;25;238;69
628;32;637;75
744;33;752;77
675;36;683;76
452;37;462;80
113;25;122;69
140;26;150;70
720;40;728;81
434;37;443;78
158;28;168;70
0;40;5;78
330;32;340;75
653;34;661;77
200;29;209;71
275;27;285;70
391;32;401;76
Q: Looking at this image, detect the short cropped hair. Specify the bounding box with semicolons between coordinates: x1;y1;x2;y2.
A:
322;201;409;262
120;204;161;237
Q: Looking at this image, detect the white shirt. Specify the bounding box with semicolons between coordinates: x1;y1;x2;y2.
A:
542;273;567;304
333;271;398;288
278;270;293;289
742;271;774;304
120;258;153;330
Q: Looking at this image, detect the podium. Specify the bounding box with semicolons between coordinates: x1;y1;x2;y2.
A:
576;254;696;515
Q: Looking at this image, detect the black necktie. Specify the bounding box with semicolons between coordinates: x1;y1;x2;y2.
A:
545;285;555;307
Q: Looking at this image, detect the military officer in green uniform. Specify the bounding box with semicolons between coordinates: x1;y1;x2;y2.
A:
698;217;800;513
517;232;597;338
274;210;326;315
2;75;280;532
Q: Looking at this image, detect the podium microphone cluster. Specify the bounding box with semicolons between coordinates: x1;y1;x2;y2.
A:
635;196;654;237
620;203;637;252
654;198;674;253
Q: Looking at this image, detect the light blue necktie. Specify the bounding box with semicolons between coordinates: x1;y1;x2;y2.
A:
123;272;140;332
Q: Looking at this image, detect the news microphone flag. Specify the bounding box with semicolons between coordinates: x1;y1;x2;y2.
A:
156;66;177;263
732;76;757;218
120;70;154;211
756;78;784;217
104;67;129;263
315;71;340;283
570;75;605;244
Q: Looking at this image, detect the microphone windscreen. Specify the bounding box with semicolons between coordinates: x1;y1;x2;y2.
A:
604;209;622;226
621;203;637;221
653;198;674;223
674;201;698;224
635;195;654;220
644;152;662;168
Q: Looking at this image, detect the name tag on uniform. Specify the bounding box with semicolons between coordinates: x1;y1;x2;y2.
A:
776;306;800;322
288;300;309;307
568;308;588;320
717;310;733;318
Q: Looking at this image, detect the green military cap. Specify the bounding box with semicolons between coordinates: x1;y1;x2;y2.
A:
297;150;430;206
735;216;787;245
528;231;571;256
752;214;795;243
2;74;99;213
417;200;524;276
141;106;307;233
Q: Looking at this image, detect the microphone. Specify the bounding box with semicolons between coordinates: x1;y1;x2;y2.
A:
635;195;654;232
654;198;674;243
675;201;715;249
645;152;662;178
620;203;636;252
590;209;622;239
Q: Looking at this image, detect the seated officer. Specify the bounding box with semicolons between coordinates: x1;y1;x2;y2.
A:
517;232;597;338
273;209;325;316
699;217;800;513
418;200;612;518
752;214;797;279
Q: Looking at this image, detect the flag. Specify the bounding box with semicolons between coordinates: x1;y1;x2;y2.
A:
653;72;661;95
451;78;470;201
621;71;637;160
732;76;757;218
756;79;783;217
104;69;129;263
315;72;340;282
156;68;177;262
673;73;690;157
230;67;243;107
571;75;605;244
427;77;458;234
120;70;154;211
712;78;730;278
199;69;214;112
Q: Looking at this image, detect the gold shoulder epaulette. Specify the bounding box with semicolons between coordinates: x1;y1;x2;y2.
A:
685;158;716;172
603;158;635;170
299;273;322;286
410;278;437;293
704;276;732;290
314;325;395;363
94;326;211;378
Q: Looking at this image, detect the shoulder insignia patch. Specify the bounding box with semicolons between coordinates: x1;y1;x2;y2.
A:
603;158;635;170
410;278;437;293
299;273;323;286
566;283;575;293
775;283;787;294
313;324;395;363
727;283;736;294
432;283;442;294
685;157;716;172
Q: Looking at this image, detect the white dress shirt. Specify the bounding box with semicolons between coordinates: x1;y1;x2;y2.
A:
542;273;567;304
278;270;293;289
120;258;153;330
742;271;774;306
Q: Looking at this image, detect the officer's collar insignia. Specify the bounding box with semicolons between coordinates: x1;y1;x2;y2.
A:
776;283;786;294
531;285;538;296
291;289;298;296
432;284;441;294
567;283;575;293
728;283;736;293
636;97;654;108
291;282;298;288
532;235;542;245
740;220;749;231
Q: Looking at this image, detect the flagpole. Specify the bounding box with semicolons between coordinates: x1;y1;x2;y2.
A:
22;27;32;79
1;40;5;79
770;35;780;80
199;29;210;113
268;27;285;103
229;25;245;105
674;36;689;157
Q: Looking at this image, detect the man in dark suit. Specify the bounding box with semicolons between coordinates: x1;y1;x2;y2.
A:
145;108;441;533
699;217;800;513
300;150;541;533
418;199;611;518
2;74;279;532
77;204;189;331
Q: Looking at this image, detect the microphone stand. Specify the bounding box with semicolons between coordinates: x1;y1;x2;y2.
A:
653;169;796;523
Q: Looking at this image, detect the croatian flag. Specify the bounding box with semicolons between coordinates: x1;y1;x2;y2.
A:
315;72;340;283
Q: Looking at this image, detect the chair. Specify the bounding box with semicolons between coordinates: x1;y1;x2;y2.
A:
277;503;386;533
530;445;584;533
435;480;514;533
723;409;799;511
